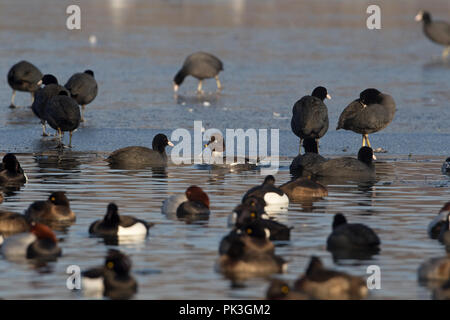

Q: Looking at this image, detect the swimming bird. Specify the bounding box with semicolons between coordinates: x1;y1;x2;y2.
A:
31;74;69;136
0;211;30;235
442;157;450;175
293;256;368;300
45;91;81;148
173;52;223;93
418;256;450;282
280;177;328;201
82;249;137;300
107;134;174;168
337;88;396;159
242;175;289;213
228;196;268;227
0;153;27;186
24;192;75;225
291;86;330;151
266;279;310;300
1;223;61;261
176;186;210;221
433;280;450;300
415;11;450;58
289;138;327;177
326;213;380;255
64;70;98;122
89;203;153;238
161;194;188;218
308;146;376;181
428;202;450;239
7;60;43;108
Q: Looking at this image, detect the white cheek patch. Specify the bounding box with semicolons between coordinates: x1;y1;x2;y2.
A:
264;228;271;239
117;222;147;236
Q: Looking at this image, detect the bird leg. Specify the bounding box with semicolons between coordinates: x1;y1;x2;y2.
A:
443;46;450;59
364;134;377;160
81;105;85;123
197;80;203;94
299;138;303;154
9;90;16;108
362;135;366;147
41;121;49;137
215;76;222;91
68;131;73;148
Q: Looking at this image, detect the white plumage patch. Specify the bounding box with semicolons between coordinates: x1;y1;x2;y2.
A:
82;276;104;298
118;222;147;236
1;233;36;259
227;212;237;227
263;192;289;206
161;194;187;217
0;235;3;246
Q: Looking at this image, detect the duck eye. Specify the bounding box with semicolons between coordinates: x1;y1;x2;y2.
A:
246;228;252;234
250;212;256;218
107;262;114;269
281;286;289;294
50;197;56;202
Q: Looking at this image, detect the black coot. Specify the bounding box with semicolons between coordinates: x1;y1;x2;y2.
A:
64;70;98;122
415;11;450;58
45;91;81;148
173;52;223;93
337;88;395;159
7;61;43;108
32;74;70;136
291;86;330;151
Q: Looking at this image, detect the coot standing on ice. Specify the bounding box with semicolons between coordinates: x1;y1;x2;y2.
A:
337;88;396;159
415;11;450;58
291;86;330;151
65;70;98;122
7;61;43;108
173;52;223;93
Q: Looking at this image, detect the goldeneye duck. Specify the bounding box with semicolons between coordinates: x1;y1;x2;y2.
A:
1;223;61;261
25;192;75;226
242;175;289;213
227;196;268;227
82;249;137;300
0;210;30;235
176;186;210;221
107;134;174;168
428;202;450;239
326;213;380;259
0;153;27;186
294;256;369;300
89;203;154;238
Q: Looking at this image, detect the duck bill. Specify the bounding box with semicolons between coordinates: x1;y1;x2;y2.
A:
168;141;174;147
414;12;422;21
37;80;43;86
173;83;179;93
326;94;331;100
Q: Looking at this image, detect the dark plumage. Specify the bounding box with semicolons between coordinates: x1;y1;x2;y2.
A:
107;134;174;168
0;210;30;235
31;74;69;136
442;157;450;175
291;86;330;151
308;146;376;181
289;138;327;177
0;153;27;186
242;175;289;209
415;11;450;58
82;249;137;300
337;88;396;158
7;60;43;108
280;177;328;201
326;213;380;258
24;192;75;225
45;91;81;148
89;203;153;237
173;52;223;93
438;213;450;247
176;186;210;221
266;279;310;300
64;70;98;122
428;202;450;239
294;256;368;300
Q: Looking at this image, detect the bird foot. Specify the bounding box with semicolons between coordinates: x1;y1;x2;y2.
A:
9;104;16;109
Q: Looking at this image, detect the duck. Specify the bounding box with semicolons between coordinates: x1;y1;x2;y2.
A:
107;134;174;168
24;192;75;225
418;255;450;282
202;133;258;171
82;249;137;300
161;194;188;218
289;138;327;177
428;202;450;239
438;212;450;246
176;186;210;221
89;203;153;238
337;88;396;159
228;196;268;227
64;70;98;122
45;91;81;148
326;213;380;255
433;280;450;300
280;177;328;201
216;227;287;280
442;157;450;175
31;74;69;136
308;146;376;181
293;256;368;300
1;223;61;260
0;153;27;186
266;279;310;300
415;11;450;58
7;60;43;108
0;211;30;235
242;175;289;213
173;52;223;93
291;86;330;151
